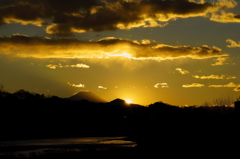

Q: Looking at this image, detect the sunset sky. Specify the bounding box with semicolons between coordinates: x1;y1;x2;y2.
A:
0;0;240;106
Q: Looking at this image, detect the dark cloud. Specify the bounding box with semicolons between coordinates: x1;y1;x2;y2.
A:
0;1;47;26
234;14;240;19
45;0;99;12
133;44;224;59
0;34;228;60
46;0;229;34
0;0;237;34
0;0;99;27
140;0;213;15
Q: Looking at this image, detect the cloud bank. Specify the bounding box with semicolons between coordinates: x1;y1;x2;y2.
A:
209;82;240;91
193;74;236;79
0;0;238;35
0;34;228;60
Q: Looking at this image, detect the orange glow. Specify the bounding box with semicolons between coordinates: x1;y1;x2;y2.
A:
125;99;132;104
108;51;132;58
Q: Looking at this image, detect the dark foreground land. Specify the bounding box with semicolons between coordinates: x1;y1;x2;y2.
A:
1;93;240;158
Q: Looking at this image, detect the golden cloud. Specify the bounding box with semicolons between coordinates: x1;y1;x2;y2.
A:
234;86;240;91
226;39;240;48
154;83;169;88
0;0;238;34
208;82;240;91
0;34;228;60
211;57;228;66
46;64;60;69
182;83;205;88
98;86;107;89
141;39;151;45
210;11;240;23
175;68;190;75
208;82;237;87
143;20;168;28
68;82;85;88
46;63;90;69
193;74;236;79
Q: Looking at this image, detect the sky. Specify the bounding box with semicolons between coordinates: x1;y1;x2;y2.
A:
0;0;240;106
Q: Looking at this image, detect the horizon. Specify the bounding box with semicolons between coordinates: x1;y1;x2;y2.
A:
1;86;238;107
0;0;240;106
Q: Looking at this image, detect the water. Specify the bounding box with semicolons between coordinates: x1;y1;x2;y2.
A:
0;136;137;155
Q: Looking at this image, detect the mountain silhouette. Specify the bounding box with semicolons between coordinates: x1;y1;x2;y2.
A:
68;91;107;103
108;98;128;105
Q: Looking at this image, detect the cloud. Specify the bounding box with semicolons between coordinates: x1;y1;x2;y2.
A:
43;0;240;34
46;63;90;69
70;63;90;68
98;86;107;89
175;68;189;75
182;83;205;88
154;83;169;88
0;0;98;27
68;82;85;88
0;34;228;61
143;20;168;28
0;0;238;34
210;11;240;23
226;39;240;48
46;64;59;69
141;39;151;45
234;86;240;91
211;57;228;66
208;82;237;88
208;82;240;91
0;1;49;26
193;74;236;79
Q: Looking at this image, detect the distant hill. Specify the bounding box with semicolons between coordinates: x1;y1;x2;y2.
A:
108;98;127;105
68;91;107;103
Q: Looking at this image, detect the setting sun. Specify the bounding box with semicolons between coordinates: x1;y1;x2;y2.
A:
125;99;132;104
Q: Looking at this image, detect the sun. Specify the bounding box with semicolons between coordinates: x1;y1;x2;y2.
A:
125;99;132;104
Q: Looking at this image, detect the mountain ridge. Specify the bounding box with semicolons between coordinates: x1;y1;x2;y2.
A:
68;91;107;103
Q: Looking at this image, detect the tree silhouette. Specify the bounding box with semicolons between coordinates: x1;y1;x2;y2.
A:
0;84;4;98
0;84;4;91
13;89;33;100
0;84;9;99
202;95;234;107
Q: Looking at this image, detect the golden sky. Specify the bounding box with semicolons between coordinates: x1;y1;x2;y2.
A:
0;0;240;106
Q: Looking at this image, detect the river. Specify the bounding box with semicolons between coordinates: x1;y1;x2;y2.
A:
0;136;137;155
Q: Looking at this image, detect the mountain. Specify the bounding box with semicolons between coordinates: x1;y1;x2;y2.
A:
108;98;128;105
68;91;107;103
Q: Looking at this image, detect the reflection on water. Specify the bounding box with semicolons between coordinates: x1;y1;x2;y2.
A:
0;136;137;155
1;137;135;146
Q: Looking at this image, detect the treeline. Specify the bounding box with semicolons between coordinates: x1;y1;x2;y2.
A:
0;86;59;102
